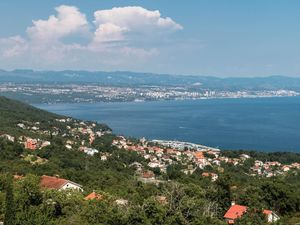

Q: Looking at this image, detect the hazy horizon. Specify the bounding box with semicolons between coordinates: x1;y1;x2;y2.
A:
1;68;300;79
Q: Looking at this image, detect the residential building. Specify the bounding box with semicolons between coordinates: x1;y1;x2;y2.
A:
40;175;83;191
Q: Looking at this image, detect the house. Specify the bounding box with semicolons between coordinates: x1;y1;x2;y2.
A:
263;210;280;223
224;204;247;224
41;141;51;148
254;160;264;167
24;138;38;150
65;144;72;150
115;199;128;206
142;171;155;179
83;147;99;156
148;161;161;168
251;166;262;175
282;165;290;172
202;172;218;182
156;195;168;205
17;123;26;129
240;154;250;160
0;134;15;142
84;192;103;201
100;155;107;161
224;203;280;224
40;175;83;191
291;162;300;169
89;133;95;144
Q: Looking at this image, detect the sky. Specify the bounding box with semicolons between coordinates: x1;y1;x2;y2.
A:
1;0;300;77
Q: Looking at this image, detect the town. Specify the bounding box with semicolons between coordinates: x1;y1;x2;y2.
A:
0;83;298;104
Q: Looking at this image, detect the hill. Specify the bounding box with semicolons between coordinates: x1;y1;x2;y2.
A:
0;95;110;137
0;95;62;123
1;69;300;91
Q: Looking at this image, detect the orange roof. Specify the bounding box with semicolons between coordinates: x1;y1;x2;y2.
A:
194;152;205;159
202;172;217;177
263;209;272;215
202;172;210;177
166;149;175;154
84;192;103;201
224;205;247;220
142;171;155;179
225;205;274;221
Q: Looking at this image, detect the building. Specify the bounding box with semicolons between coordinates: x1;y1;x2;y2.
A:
224;204;247;224
263;210;280;223
24;138;38;150
224;203;280;224
0;134;15;142
84;192;103;201
41;141;51;148
115;199;128;206
202;172;218;182
142;171;155;179
40;175;83;191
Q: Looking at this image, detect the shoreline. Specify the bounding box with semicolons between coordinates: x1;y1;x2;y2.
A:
31;94;300;105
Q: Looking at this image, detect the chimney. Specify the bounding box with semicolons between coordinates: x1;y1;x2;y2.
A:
231;201;236;206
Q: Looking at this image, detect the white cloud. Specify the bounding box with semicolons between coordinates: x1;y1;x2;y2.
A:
0;5;182;70
93;23;128;43
92;6;182;43
27;5;88;43
0;36;28;57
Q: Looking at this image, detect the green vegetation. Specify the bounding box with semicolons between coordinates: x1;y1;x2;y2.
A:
0;96;300;224
0;96;110;137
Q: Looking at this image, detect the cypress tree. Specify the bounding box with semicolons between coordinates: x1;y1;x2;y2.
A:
4;174;15;225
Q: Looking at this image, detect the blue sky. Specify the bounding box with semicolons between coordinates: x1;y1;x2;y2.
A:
1;0;300;77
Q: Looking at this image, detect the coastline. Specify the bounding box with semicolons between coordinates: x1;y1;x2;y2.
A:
35;97;300;153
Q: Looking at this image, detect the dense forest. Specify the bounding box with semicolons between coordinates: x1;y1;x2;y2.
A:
0;96;300;225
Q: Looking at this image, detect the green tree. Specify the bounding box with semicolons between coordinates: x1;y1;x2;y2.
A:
4;174;15;225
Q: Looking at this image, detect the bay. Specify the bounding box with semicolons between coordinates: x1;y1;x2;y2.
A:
35;97;300;152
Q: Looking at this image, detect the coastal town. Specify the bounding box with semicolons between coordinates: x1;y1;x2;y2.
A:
1;115;299;184
0;83;298;104
112;137;300;181
2;112;300;179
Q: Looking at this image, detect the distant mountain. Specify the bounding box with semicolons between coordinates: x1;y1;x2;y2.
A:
1;69;300;91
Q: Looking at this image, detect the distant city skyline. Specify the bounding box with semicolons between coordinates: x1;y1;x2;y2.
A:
1;0;300;77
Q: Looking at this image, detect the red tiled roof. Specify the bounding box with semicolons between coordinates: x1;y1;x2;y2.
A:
40;175;68;189
84;192;103;201
225;205;274;221
40;175;69;190
142;171;154;179
224;205;247;220
263;209;272;215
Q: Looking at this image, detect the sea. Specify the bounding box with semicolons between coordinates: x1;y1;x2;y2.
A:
36;96;300;152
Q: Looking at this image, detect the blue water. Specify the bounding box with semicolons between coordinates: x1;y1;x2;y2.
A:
36;97;300;152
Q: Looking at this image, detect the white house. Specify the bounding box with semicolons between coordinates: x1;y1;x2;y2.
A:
263;210;280;223
40;175;83;191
